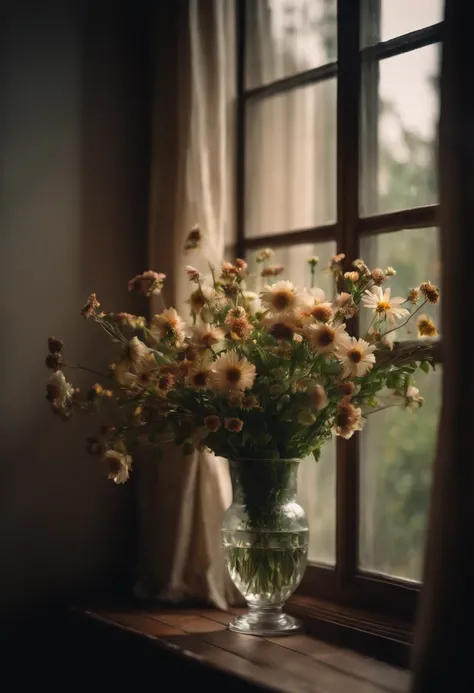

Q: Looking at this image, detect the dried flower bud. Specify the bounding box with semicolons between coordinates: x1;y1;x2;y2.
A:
128;271;166;297
344;271;359;282
371;268;386;285
235;258;248;272
204;415;221;433
338;381;356;397
330;253;345;273
261;264;284;277
81;293;100;319
184;225;202;252
45;353;62;371
255;248;274;263
308;256;319;268
417;315;438;338
224;417;244;433
241;395;259;410
48;337;64;354
385;266;396;276
185;265;201;282
407;287;420;304
353;259;370;276
419;281;440;304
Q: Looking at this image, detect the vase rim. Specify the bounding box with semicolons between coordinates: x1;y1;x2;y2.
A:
230;458;301;463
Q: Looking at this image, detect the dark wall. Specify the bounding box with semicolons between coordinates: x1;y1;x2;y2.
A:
0;0;151;631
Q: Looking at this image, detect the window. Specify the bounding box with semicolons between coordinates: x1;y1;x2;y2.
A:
236;0;442;621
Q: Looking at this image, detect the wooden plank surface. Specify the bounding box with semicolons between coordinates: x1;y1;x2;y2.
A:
82;606;410;693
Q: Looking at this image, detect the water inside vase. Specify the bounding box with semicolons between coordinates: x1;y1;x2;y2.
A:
222;528;309;606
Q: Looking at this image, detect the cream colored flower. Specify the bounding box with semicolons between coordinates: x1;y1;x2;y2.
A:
362;286;409;324
151;308;185;345
334;402;365;439
406;385;424;409
260;280;305;318
336;337;376;379
333;292;358;319
255;248;274;263
308;384;328;410
48;371;74;407
186;358;214;389
128;336;151;365
104;449;132;484
417;315;438;338
305;322;348;354
188;285;218;314
212;351;256;392
299;301;334;324
193;323;225;348
344;271;359;282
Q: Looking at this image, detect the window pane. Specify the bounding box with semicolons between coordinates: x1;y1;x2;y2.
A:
360;45;440;216
298;441;336;565
246;241;337;299
246;241;337;565
359;366;441;581
245;80;336;237
245;0;337;89
360;228;441;341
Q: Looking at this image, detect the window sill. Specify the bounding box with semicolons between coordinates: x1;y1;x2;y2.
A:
71;600;411;693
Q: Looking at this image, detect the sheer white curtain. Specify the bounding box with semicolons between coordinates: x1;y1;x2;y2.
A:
245;0;338;565
136;0;239;610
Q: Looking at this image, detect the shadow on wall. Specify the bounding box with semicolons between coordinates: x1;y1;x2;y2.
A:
0;0;151;631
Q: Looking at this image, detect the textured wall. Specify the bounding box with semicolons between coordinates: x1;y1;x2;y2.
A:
0;0;151;630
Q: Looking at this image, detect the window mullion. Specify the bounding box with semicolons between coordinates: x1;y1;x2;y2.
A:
335;0;362;592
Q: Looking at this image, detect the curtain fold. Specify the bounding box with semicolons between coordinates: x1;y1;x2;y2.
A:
411;0;474;690
135;0;240;610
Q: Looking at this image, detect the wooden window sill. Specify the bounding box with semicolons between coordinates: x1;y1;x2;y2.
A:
72;601;411;693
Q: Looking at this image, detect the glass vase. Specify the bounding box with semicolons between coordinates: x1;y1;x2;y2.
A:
222;458;309;636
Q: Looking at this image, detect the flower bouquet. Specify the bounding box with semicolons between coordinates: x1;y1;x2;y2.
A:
44;229;439;635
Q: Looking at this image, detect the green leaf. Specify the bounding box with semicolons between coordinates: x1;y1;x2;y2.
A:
419;360;430;374
312;448;321;463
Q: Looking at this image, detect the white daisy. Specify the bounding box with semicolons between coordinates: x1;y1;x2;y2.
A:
336;337;376;379
104;449;132;484
212;351;256;392
304;322;348;354
362;286;409;325
260;280;306;318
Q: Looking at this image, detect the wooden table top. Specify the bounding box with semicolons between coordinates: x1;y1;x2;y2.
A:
78;604;411;693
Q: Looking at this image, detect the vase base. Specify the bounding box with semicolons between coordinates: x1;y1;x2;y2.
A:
229;607;303;637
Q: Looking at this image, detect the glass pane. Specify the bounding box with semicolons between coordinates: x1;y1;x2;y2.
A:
362;0;444;47
359;366;441;581
360;228;441;341
297;441;336;565
246;241;337;565
246;241;337;299
245;80;337;237
360;45;440;216
245;0;337;89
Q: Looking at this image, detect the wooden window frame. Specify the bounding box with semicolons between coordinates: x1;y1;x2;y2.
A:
236;0;443;630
